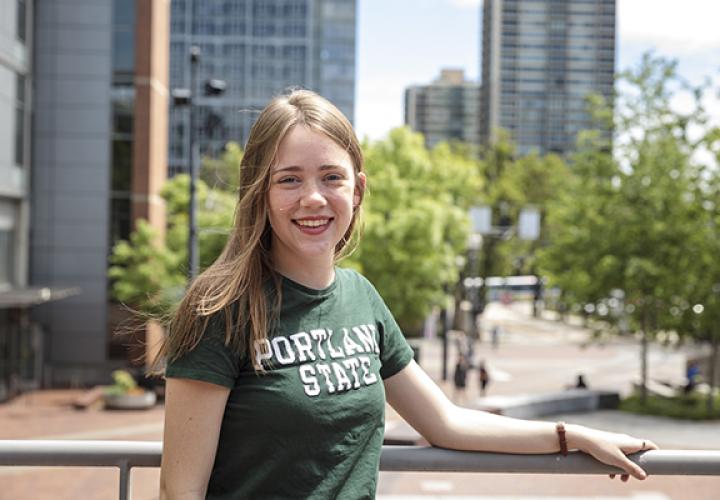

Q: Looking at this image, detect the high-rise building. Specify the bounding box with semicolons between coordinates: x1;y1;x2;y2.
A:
404;69;481;150
28;0;169;385
480;0;616;156
168;0;357;174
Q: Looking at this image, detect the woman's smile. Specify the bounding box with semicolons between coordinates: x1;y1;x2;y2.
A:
293;217;334;234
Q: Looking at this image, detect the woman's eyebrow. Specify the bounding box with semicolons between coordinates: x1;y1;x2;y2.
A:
272;164;345;173
272;165;302;173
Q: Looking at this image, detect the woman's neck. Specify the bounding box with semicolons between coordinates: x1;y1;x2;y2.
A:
273;257;336;290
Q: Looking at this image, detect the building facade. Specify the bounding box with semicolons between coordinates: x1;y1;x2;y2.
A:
1;0;30;295
480;0;616;156
168;0;357;174
29;0;169;385
0;0;32;399
404;69;481;150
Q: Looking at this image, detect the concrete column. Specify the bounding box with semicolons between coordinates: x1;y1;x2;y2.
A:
132;0;171;370
132;0;170;240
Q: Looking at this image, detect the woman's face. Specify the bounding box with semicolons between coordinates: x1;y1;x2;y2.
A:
267;125;365;271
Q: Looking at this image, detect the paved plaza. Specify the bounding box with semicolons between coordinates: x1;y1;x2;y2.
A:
1;302;719;499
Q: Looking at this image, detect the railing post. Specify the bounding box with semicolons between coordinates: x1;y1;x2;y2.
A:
118;459;131;500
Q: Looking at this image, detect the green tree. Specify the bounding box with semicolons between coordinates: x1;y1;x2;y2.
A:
201;141;243;189
471;132;570;319
346;127;482;334
108;219;186;317
539;54;712;402
109;153;237;316
683;129;720;411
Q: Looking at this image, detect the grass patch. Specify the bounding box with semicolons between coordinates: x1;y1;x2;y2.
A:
620;392;720;420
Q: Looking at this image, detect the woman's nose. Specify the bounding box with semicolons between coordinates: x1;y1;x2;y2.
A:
300;180;327;207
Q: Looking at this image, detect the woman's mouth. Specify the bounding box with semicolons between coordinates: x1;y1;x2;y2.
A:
293;218;333;234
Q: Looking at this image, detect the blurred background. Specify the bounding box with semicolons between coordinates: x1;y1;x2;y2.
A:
1;1;719;498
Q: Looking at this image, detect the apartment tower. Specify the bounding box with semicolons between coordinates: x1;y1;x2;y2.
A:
404;69;481;150
480;0;616;156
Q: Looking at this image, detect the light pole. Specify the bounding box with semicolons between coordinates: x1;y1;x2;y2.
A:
171;46;226;279
188;46;200;279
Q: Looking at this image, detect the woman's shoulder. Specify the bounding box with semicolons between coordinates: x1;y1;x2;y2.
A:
336;266;373;284
336;266;377;293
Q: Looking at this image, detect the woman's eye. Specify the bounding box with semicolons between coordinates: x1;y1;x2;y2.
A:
325;174;344;182
278;176;299;184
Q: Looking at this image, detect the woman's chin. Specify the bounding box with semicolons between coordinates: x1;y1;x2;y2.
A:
292;242;337;261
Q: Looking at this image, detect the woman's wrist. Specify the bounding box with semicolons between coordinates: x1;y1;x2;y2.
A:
565;423;590;452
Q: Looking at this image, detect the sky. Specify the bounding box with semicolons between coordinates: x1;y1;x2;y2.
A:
354;0;720;140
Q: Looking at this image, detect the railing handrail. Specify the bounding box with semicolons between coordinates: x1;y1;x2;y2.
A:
2;440;720;500
1;440;720;476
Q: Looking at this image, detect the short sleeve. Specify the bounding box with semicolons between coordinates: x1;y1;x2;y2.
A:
358;275;414;379
165;311;241;389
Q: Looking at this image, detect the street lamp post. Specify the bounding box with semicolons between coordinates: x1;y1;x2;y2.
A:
171;46;226;280
188;46;200;279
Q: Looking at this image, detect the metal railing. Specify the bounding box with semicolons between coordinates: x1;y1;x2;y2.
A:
1;440;719;500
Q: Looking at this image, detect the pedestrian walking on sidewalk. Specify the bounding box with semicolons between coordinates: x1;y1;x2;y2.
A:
478;360;491;397
453;352;469;405
157;90;658;500
491;324;501;349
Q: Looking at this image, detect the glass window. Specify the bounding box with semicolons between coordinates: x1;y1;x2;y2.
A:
0;230;14;287
111;139;133;193
113;101;133;135
16;0;26;42
112;0;135;86
114;0;135;25
109;198;131;248
15;74;25;166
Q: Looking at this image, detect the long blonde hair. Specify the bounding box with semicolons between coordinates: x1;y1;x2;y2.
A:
155;90;365;372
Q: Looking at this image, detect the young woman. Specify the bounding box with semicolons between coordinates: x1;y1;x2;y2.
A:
159;90;657;499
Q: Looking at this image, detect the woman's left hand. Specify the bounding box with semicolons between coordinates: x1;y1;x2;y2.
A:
568;424;658;481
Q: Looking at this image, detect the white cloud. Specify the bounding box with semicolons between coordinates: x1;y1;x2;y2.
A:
618;0;720;55
446;0;483;8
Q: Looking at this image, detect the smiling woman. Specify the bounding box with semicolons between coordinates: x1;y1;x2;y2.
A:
157;89;657;500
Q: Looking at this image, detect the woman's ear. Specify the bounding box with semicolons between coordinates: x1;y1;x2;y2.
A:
354;172;367;207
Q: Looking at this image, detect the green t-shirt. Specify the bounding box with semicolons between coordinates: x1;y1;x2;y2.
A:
166;267;414;499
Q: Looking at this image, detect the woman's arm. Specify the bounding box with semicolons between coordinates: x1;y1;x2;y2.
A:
384;361;656;480
160;378;231;500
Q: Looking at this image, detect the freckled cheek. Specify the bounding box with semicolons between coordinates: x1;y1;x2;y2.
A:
268;193;299;214
328;187;355;206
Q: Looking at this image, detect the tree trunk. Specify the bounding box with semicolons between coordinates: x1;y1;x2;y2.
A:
707;334;719;413
640;308;649;405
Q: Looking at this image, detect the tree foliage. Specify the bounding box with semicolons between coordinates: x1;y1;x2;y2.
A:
345;127;483;334
538;53;719;402
478;135;570;278
109;148;239;316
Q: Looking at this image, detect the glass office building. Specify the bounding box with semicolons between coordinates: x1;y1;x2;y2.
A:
480;0;616;156
168;0;357;174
